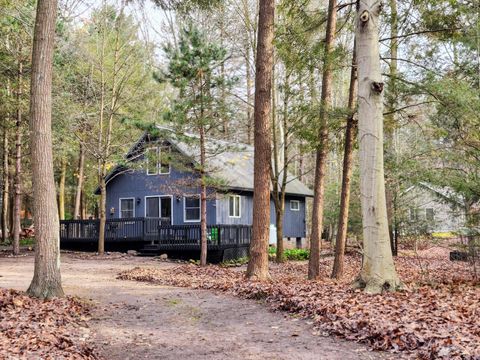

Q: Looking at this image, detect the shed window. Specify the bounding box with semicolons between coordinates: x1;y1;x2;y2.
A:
146;146;170;175
120;198;135;218
425;208;434;221
184;196;200;222
290;200;300;211
229;195;241;218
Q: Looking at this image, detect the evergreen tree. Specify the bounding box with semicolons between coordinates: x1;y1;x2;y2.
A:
161;25;235;266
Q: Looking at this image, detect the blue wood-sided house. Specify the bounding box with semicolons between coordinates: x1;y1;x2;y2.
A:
61;127;313;260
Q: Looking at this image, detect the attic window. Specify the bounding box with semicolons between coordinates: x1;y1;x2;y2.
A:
146;146;170;175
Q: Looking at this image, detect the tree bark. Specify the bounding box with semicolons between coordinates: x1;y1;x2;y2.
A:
242;0;254;144
308;0;337;280
1;125;9;243
272;73;290;264
98;177;106;254
246;45;253;145
246;0;274;281
331;42;357;279
27;0;64;299
58;158;66;220
199;124;207;266
275;202;284;262
12;58;23;255
73;142;85;219
385;0;398;256
353;0;401;293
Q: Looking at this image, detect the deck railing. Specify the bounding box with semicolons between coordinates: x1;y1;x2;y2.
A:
59;218;251;249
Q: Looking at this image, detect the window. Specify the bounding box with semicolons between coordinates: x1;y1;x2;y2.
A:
159;146;170;174
146;146;170;175
184;196;200;222
119;198;135;218
146;147;158;175
290;200;300;211
425;208;434;221
145;197;160;218
229;195;241;218
409;208;419;221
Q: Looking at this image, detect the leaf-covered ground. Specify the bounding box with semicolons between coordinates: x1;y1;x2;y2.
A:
118;249;480;359
0;288;99;359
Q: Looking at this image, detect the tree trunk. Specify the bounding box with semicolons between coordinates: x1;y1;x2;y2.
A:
246;0;274;281
246;46;253;145
27;0;64;299
385;0;398;256
13;59;23;255
98;175;106;254
199;124;207;266
332;42;357;279
73;142;85;219
58;158;66;220
353;0;401;293
1;125;9;243
275;202;284;263
308;0;337;280
81;189;86;219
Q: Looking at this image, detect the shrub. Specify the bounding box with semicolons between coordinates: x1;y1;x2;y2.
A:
269;247;310;261
284;248;309;261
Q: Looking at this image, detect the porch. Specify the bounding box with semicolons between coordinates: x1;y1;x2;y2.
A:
59;218;252;261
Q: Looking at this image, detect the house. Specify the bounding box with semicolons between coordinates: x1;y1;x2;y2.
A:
67;126;313;258
401;182;466;234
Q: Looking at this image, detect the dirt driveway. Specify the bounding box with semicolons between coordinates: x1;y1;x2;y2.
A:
0;253;388;360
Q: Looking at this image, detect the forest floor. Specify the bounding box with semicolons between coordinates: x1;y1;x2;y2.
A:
118;247;480;359
0;251;389;360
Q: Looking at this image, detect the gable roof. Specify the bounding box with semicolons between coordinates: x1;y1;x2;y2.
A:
404;182;464;207
101;125;313;197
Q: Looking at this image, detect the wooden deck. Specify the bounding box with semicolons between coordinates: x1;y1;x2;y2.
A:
60;218;251;261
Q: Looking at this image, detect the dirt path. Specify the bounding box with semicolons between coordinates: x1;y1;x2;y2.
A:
0;253;388;359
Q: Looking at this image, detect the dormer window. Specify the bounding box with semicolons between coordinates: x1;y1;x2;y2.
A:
146;145;170;175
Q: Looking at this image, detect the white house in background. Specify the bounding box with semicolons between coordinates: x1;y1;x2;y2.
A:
402;182;466;233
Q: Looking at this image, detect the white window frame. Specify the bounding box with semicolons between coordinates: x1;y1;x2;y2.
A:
290;200;300;211
144;196;160;218
144;195;174;225
183;195;201;223
158;145;171;175
119;197;135;219
228;195;241;218
146;146;170;175
146;147;158;175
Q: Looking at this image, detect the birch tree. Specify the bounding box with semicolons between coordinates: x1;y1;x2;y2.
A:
353;0;401;293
